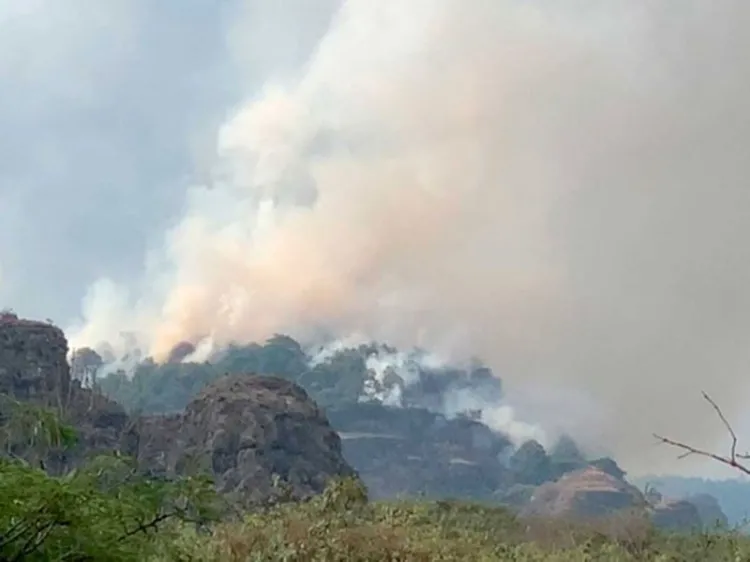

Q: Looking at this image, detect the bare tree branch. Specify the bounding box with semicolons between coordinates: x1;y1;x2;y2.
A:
652;434;750;476
654;391;750;476
114;512;176;544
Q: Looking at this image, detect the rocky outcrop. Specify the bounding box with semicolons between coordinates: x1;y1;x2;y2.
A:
516;464;716;532
520;467;645;520
0;316;354;507
3;312;726;523
328;402;512;500
133;375;356;507
0;314;129;472
128;413;183;478
0;313;70;402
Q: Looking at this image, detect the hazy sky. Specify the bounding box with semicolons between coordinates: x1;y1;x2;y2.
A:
0;0;338;322
3;1;750;478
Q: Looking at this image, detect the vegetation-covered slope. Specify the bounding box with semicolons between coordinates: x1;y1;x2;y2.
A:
2;407;749;562
0;315;747;559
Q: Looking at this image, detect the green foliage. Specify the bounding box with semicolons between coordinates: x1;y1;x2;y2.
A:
510;440;553;486
161;477;750;561
98;337;375;415
318;476;369;512
99;361;222;415
300;349;369;407
1;400;748;561
0;398;77;457
0;404;219;561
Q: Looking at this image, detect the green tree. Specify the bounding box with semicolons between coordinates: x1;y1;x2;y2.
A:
509;440;551;486
0;402;219;561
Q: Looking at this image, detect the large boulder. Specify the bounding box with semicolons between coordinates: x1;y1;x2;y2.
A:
134;374;356;507
521;466;645;520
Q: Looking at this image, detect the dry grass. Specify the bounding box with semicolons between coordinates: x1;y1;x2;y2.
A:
152;479;750;561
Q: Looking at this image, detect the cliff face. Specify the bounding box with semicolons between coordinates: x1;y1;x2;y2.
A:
0;313;70;402
0;313;130;471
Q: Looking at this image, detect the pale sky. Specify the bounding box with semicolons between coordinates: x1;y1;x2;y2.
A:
0;0;338;323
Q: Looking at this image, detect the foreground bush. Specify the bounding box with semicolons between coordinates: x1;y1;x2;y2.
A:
3;403;750;561
0;401;219;561
159;478;750;562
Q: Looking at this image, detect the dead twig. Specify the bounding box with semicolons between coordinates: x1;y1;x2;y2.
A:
654;391;750;476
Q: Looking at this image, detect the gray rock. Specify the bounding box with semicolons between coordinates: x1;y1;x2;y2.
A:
134;374;356;507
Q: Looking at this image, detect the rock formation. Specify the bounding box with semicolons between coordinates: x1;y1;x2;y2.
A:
516;464;725;532
328;402;512;499
0;315;356;507
520;466;645;520
0;312;729;527
133;374;356;507
0;314;129;472
0;312;70;402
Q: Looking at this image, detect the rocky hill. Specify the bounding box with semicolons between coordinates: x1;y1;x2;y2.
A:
0;313;356;506
519;466;724;531
133;375;355;507
0;314;728;528
521;466;645;520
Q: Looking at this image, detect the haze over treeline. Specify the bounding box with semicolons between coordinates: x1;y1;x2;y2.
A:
2;1;750;476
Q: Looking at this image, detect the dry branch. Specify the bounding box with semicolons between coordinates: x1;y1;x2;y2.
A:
653;391;750;477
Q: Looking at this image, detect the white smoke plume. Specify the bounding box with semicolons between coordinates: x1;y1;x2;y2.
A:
67;1;750;474
308;333;371;367
358;346;547;445
360;348;443;406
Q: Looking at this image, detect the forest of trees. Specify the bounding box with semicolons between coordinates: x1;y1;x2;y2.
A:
0;397;220;560
91;335;501;416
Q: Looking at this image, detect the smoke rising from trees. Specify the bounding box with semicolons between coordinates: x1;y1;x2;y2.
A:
34;0;750;474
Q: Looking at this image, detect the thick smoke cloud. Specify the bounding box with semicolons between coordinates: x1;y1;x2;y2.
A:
64;0;750;474
0;0;336;322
